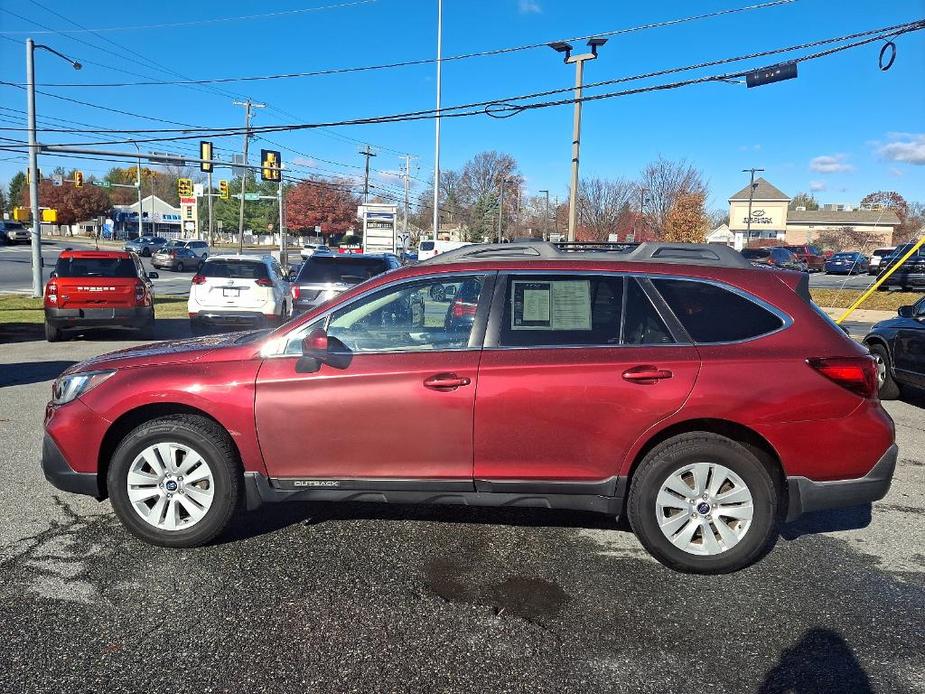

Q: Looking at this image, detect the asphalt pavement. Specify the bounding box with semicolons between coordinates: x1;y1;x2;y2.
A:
0;335;923;693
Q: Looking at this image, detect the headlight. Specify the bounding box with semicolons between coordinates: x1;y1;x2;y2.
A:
51;370;116;405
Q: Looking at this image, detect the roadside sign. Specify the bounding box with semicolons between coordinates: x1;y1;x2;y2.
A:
179;196;196;205
52;175;63;187
233;192;261;201
231;154;245;178
193;183;204;198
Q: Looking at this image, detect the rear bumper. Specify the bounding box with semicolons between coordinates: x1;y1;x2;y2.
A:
45;306;153;329
42;433;101;498
785;443;897;522
191;310;272;327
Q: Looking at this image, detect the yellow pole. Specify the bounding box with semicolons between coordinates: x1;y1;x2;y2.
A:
836;236;925;324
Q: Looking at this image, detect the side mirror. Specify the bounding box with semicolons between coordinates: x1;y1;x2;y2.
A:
898;305;914;318
302;328;329;356
297;328;351;373
147;271;159;279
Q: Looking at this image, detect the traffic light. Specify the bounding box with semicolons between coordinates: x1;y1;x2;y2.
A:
219;180;229;200
26;169;42;185
177;178;193;197
74;171;83;187
260;149;281;182
199;140;213;173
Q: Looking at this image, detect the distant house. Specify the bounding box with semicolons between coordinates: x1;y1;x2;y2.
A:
726;177;899;250
706;223;734;246
112;195;183;238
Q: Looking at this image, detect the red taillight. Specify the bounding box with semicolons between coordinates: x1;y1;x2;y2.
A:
291;284;301;300
807;357;878;398
451;301;477;319
255;277;273;287
45;281;57;304
191;274;206;285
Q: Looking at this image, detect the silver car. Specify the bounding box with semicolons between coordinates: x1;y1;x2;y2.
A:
1;221;31;244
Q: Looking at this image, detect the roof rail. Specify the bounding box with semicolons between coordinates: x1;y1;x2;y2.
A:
418;241;751;269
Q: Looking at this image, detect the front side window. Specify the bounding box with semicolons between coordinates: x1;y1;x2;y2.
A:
285;275;486;354
498;275;673;347
652;278;784;343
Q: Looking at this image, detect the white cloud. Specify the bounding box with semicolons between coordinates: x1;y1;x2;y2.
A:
877;133;925;165
809;154;854;173
889;167;904;177
809;180;827;192
518;0;542;13
292;156;317;168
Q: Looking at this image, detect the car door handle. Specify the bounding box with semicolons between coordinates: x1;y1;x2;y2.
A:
423;373;471;390
622;366;673;383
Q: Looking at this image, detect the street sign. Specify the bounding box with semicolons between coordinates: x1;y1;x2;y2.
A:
231;154;245;178
95;180;112;189
233;192;261;201
180;196;196;205
52;175;63;187
193;183;204;198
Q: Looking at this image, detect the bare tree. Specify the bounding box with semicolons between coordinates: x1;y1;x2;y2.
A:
577;176;635;241
639;156;707;237
459;151;523;237
707;208;729;229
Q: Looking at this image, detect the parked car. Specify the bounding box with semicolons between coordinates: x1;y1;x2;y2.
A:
868;248;895;275
783;244;826;272
740;247;805;271
290;253;401;315
877;241;925;290
0;220;31;244
125;236;168;257
43;242;896;574
43;249;157;342
863;294;925;398
152;245;200;272
161;239;209;260
418;239;472;261
824;251;869;274
187;254;292;333
300;243;333;259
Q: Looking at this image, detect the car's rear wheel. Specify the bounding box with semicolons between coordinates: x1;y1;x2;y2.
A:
108;414;241;547
628;433;777;574
44;321;63;342
141;247;151;257
869;343;900;400
176;261;185;272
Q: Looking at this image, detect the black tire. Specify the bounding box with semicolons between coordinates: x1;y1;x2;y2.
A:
138;314;155;340
190;319;207;337
141;247;151;257
45;321;63;342
628;432;777;574
868;343;900;400
107;414;241;548
176;261;184;272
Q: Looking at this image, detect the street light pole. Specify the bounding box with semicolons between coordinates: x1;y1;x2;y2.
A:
431;0;443;241
549;38;606;243
497;177;508;243
742;168;764;247
130;141;143;240
25;38;81;298
539;189;550;240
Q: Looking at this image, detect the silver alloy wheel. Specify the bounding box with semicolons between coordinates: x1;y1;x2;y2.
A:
872;352;887;387
655;462;754;556
126;442;215;531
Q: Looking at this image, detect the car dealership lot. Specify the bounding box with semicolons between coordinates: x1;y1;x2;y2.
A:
0;336;923;693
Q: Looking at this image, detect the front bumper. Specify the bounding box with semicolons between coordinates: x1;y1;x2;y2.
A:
45;306;153;329
785;443;897;522
42;434;101;498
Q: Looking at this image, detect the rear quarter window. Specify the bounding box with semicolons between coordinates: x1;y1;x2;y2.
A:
651;278;784;343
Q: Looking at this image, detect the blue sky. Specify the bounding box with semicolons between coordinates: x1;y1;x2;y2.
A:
1;0;923;212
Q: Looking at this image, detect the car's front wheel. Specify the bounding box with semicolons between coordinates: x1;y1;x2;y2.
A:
628;433;777;574
107;414;241;547
869;343;900;400
176;261;184;272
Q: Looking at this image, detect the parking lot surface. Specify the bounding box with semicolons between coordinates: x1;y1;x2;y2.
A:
1;335;923;693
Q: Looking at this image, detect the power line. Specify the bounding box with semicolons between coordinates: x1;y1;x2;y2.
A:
4;18;920;146
23;0;797;88
0;1;377;35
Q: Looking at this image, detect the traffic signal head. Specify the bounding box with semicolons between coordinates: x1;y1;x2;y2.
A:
219;180;229;200
74;171;83;187
260;149;281;182
177;178;193;197
200;141;213;173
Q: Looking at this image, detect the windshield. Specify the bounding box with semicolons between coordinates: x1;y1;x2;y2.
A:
55;257;137;278
3;222;25;230
297;257;388;284
200;260;269;279
741;249;769;259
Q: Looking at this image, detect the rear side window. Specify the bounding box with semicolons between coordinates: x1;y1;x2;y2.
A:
741;249;769;260
420;241;435;251
55;257;137;278
652;278;784;343
297;257;388;284
201;260;269;280
498;275;673;347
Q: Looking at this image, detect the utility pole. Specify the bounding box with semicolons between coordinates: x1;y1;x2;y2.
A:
400;154;414;254
497;177;507;243
742;168;764;247
539;189;550;240
26;38;81;297
277;164;286;269
233;99;265;254
549;38;607;243
360;145;376;203
206;171;214;248
432;0;443;241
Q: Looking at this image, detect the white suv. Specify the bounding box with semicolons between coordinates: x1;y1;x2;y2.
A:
187;255;292;333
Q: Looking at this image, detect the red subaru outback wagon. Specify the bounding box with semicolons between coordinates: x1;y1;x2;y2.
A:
42;242;896;573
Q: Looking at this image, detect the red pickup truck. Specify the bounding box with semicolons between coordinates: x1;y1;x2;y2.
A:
783;244;825;272
43;249;158;342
